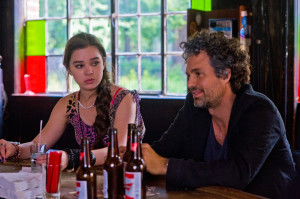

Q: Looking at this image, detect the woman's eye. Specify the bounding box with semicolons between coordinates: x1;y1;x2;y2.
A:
75;64;83;69
92;61;99;66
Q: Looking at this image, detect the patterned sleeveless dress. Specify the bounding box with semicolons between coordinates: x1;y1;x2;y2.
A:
66;89;145;149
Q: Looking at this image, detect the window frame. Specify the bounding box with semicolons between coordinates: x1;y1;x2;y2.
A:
23;0;190;96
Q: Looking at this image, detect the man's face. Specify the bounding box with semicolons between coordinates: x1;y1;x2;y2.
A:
186;51;228;109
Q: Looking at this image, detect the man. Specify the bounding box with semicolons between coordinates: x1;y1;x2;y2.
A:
142;30;296;199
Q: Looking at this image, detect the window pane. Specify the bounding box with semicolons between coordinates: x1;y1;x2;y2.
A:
118;56;138;90
91;18;111;53
26;0;45;19
141;56;161;91
26;20;45;56
104;56;114;82
27;56;46;93
39;0;45;18
141;16;160;52
71;77;80;92
167;15;187;52
119;0;137;14
47;0;66;17
106;56;112;74
47;20;67;55
71;0;89;17
70;19;89;37
141;0;160;13
167;55;186;95
167;0;189;12
47;56;67;92
92;0;110;15
118;17;138;52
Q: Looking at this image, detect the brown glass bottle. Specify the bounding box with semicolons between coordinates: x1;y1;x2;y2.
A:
123;123;136;171
125;129;146;199
103;128;124;199
76;137;97;199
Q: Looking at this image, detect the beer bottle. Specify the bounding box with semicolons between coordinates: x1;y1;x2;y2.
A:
103;128;124;199
125;129;146;199
123;123;136;171
76;137;97;199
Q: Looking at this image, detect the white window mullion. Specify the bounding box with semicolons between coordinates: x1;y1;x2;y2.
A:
137;0;141;91
67;0;71;39
44;0;48;55
163;0;167;95
89;0;92;33
67;0;72;92
115;0;120;85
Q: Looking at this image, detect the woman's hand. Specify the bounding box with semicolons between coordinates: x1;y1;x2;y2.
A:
60;150;69;170
34;153;47;166
35;151;69;170
0;139;17;163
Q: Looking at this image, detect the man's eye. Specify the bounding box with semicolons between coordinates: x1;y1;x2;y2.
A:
196;72;201;76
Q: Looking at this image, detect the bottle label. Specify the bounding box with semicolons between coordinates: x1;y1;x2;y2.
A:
130;143;138;152
240;27;245;38
76;180;88;199
242;16;247;28
123;162;127;184
103;169;108;198
79;152;84;161
125;172;142;199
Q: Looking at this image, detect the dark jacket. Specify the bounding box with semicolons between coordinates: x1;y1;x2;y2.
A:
152;84;296;199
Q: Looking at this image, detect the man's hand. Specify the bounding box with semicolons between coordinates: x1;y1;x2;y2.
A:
142;143;168;175
119;146;126;159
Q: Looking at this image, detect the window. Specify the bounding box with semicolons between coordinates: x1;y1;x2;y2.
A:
23;0;190;96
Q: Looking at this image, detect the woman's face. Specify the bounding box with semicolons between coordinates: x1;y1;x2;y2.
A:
68;46;105;91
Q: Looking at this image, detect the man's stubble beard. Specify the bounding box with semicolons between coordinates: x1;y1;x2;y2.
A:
193;89;222;109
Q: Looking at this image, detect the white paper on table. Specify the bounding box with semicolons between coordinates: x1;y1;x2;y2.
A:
0;169;43;199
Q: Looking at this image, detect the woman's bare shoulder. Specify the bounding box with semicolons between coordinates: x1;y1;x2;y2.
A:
55;92;77;107
109;84;127;97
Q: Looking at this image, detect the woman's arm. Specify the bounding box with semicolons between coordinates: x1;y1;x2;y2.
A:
93;90;137;165
0;96;69;161
113;92;137;146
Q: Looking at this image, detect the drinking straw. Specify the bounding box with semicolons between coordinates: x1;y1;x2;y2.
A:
46;152;54;192
46;151;62;193
50;152;62;193
38;120;43;144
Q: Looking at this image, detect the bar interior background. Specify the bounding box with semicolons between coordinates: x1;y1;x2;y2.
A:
0;0;299;150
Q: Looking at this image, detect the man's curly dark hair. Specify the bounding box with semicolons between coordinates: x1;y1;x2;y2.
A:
180;29;251;94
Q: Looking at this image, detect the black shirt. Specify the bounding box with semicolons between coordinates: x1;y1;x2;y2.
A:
203;122;228;162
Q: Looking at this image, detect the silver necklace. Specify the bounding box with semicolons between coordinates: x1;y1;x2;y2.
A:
78;100;95;109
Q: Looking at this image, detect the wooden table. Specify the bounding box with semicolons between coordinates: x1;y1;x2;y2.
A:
2;160;267;199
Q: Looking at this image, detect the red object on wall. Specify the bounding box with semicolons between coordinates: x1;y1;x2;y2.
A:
19;58;25;93
26;56;46;93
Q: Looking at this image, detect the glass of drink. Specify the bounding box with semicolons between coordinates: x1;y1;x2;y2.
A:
42;164;61;199
30;143;46;173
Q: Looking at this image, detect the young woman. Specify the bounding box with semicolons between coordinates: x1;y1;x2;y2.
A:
0;33;144;170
